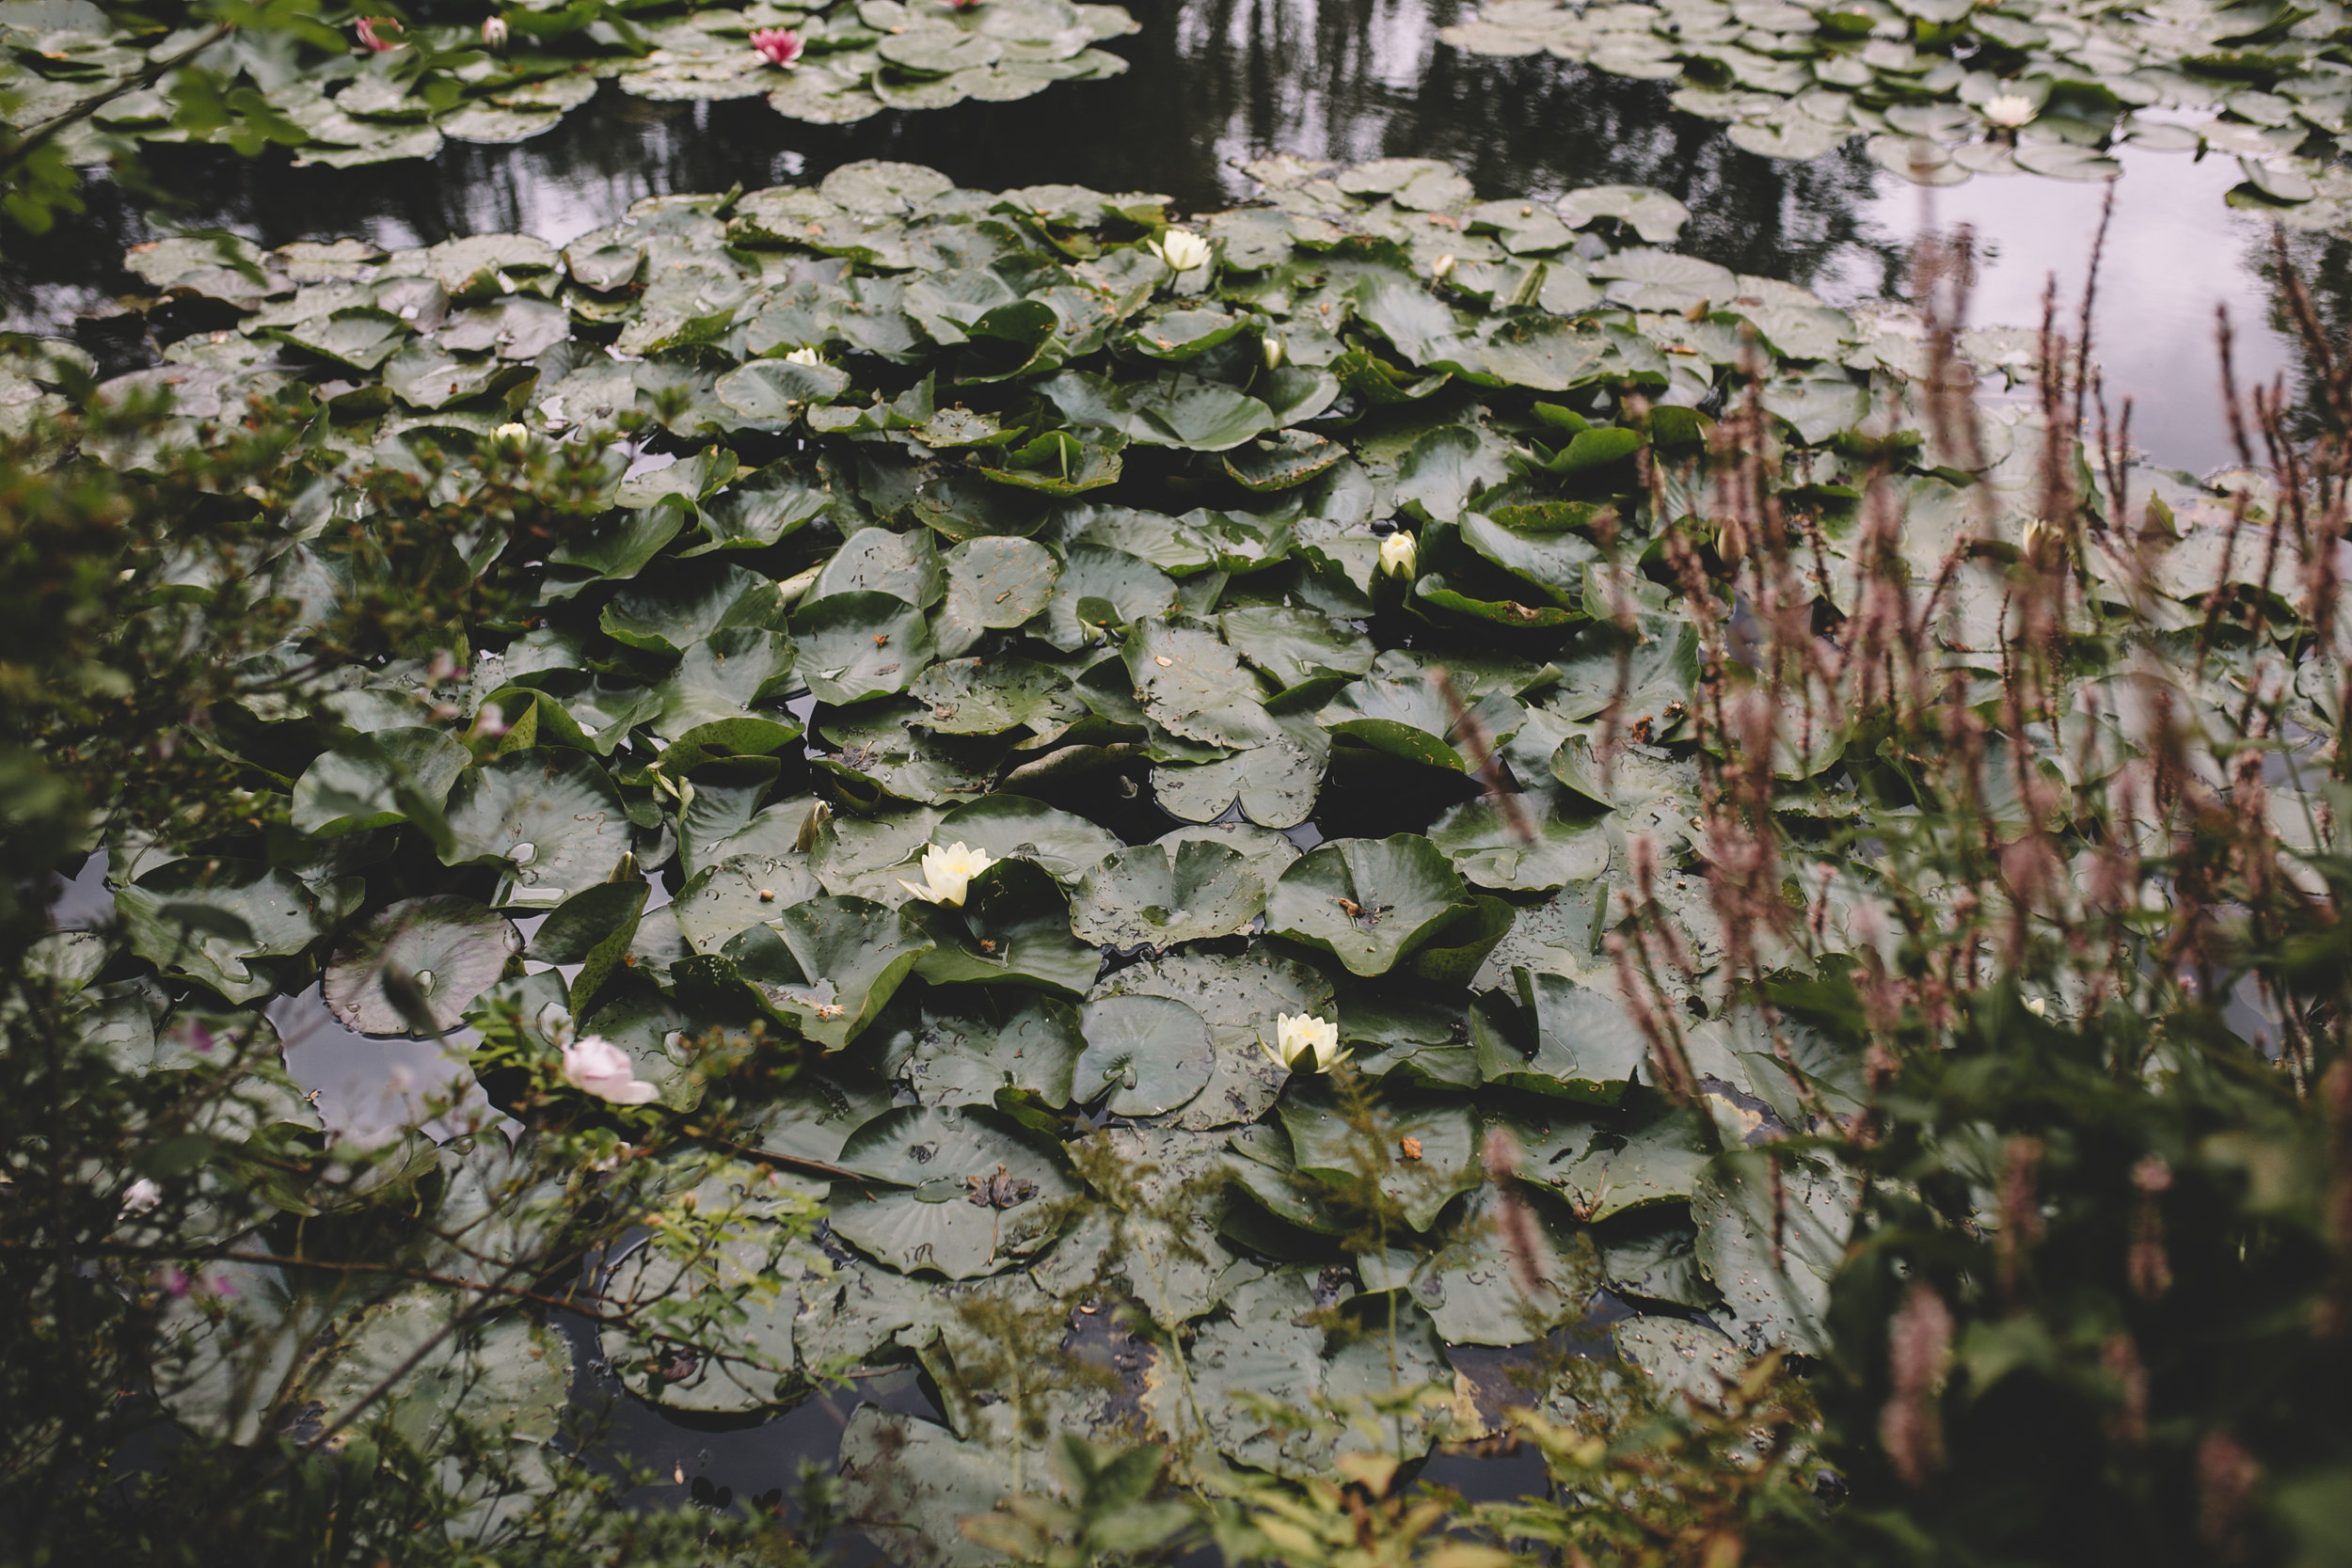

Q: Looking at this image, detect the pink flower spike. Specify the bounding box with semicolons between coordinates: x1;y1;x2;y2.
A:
161;1268;190;1297
355;16;403;51
750;27;803;67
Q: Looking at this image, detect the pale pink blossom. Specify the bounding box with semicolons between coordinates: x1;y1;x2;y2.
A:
561;1036;660;1105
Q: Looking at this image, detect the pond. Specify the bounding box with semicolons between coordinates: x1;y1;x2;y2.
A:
11;0;2345;1556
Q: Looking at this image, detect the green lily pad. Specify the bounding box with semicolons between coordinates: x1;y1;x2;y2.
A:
441;749;634;904
792;592;937;706
1071;839;1266;949
325;895;518;1036
1265;834;1474;977
831;1103;1077;1277
1073;992;1215;1116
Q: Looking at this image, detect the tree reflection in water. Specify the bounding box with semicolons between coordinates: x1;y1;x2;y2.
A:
5;0;1899;352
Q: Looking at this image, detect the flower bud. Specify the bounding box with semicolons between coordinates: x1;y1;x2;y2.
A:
1378;531;1417;579
482;15;509;48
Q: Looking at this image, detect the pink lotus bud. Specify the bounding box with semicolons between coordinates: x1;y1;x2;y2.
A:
355;17;403;51
750;27;803;67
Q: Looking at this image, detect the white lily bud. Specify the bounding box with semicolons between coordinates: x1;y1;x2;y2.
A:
1430;253;1456;280
1982;92;2034;128
1378;531;1417;579
482;15;510;48
785;345;825;366
1262;332;1285;371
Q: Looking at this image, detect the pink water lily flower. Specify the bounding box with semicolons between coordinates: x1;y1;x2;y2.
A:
355;16;403;51
751;27;804;67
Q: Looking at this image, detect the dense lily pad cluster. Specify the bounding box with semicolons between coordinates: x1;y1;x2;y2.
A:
1;0;1133;169
1442;0;2352;218
72;152;2325;1554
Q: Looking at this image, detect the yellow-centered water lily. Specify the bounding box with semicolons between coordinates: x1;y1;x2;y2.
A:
1378;531;1417;579
1263;1012;1345;1072
1148;229;1213;273
899;841;994;906
785;345;825;366
1982;92;2035;128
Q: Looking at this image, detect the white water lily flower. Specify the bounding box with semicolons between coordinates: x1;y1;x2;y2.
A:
1983;92;2035;129
785;345;825;366
1378;531;1418;579
899;841;994;907
121;1178;162;1215
1430;252;1456;279
1264;1012;1346;1073
494;420;527;441
1262;333;1286;371
1148;229;1213;273
562;1035;660;1104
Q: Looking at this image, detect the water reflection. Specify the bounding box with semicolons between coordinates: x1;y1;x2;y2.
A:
8;0;2310;471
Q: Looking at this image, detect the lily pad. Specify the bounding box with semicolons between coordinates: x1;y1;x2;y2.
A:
1266;834;1474;977
1071;840;1266;950
1073;992;1215;1117
325;895;518;1036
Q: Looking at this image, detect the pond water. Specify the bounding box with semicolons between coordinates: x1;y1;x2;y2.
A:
8;0;2313;475
18;0;2336;1543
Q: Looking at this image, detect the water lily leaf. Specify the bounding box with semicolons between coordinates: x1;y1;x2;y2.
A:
381;340;501;409
1073;992;1214;1116
1071;839;1265;949
325;895;518;1035
674;851;824;953
1033;1125;1260;1328
935;535;1060;657
1151;715;1329;829
831;1103;1077;1276
1278;1080;1480;1230
838;1406;1022;1567
688;465;834;555
1216;606;1375;690
1534;1092;1712;1219
1093;949;1331;1129
715;356;854;420
818;705;1011;807
602;562;786;656
1396;424;1513;524
1221;428;1343;492
792;592;936;706
932;795;1123;883
440;749;633;904
753;895;934;1049
887;994;1086;1107
1156;819;1302;889
912;857;1100;996
1474;314;1621;391
1429;789;1610;893
274;306;411;371
291;727;469;838
1041;543;1179;649
1693;1149;1856;1355
119;858;344;1004
1597;1210;1720;1310
309;1291;569;1445
1490;970;1654;1103
547;499;691;582
1126;619;1276;749
1266;834;1473;977
1363;1184;1594;1344
812;527;946;608
1152;1270;1449;1477
650;628;802;752
976;428;1126;494
907;655;1075;735
1760;373;1870;443
741;1062;898;1165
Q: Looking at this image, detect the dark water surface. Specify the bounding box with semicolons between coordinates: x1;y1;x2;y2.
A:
17;0;2339;1536
8;0;2319;471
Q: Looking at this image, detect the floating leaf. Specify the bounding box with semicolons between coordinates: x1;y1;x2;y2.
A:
325;895;518;1036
